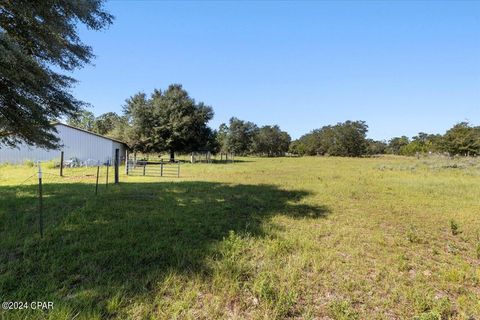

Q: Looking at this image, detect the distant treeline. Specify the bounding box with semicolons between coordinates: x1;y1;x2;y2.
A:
68;85;479;158
290;121;480;157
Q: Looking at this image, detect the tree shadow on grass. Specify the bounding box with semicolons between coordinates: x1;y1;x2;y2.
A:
0;181;329;317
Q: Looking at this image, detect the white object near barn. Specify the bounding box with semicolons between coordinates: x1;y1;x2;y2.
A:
0;123;127;164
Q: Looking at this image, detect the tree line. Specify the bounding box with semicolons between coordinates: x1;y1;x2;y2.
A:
67;85;292;160
291;121;480;157
68;84;479;159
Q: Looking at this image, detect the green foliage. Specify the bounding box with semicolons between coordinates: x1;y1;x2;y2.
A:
366;139;387;155
218;117;258;155
388;123;480;156
123;84;215;159
387;136;410;154
442;122;480;156
92;112;123;135
290;120;369;157
397;133;444;156
0;0;113;149
67;110;96;131
251;125;291;156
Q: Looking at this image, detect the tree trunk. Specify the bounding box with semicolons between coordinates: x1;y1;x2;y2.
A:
170;149;175;162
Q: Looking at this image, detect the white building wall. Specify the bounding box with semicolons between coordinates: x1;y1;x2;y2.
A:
0;124;125;164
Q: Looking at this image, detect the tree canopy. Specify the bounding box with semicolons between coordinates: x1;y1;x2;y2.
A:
123;85;215;160
290;121;369;157
67;110;95;131
252;125;291;156
218;117;258;155
0;0;113;149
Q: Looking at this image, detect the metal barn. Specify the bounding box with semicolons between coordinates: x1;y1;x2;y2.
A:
0;123;127;164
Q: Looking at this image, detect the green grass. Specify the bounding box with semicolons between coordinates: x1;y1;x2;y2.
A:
0;156;479;319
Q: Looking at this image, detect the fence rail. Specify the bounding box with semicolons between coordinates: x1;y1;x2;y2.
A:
126;160;180;177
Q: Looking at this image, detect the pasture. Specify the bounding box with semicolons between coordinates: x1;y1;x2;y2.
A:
0;156;479;319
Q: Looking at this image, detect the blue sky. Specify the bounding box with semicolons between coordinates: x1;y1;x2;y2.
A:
72;0;480;140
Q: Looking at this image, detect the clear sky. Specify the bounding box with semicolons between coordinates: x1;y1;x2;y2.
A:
71;0;480;140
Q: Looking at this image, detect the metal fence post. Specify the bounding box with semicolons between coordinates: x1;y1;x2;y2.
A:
38;164;43;238
95;166;100;195
114;149;119;184
161;160;163;177
143;164;146;176
60;151;64;177
106;160;109;188
125;150;129;175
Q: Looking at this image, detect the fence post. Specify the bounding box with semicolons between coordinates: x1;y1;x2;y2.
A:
95;166;100;195
38;164;43;238
60;151;64;177
161;160;163;177
114;149;119;184
143;164;146;176
106;160;109;188
125;150;129;175
177;162;180;177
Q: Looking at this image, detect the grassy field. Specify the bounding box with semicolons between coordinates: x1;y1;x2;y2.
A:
0;156;479;319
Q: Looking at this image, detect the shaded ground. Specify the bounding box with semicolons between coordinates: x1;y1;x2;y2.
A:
0;180;327;319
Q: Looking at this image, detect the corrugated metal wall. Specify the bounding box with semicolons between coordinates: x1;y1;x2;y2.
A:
0;124;125;164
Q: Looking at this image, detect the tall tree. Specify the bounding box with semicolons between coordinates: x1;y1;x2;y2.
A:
0;0;113;149
387;136;410;154
92;112;123;135
67;110;95;131
123;85;215;160
222;117;258;155
442;122;480;156
252;125;291;156
291;121;369;157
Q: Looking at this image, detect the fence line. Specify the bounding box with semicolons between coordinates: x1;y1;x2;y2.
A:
126;159;180;177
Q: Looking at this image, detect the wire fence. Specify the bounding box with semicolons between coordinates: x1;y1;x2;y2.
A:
2;160;119;238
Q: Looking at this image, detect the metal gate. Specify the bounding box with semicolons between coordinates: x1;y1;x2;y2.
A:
126;160;180;177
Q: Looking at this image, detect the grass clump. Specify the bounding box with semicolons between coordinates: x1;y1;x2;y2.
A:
450;220;459;236
329;300;359;320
